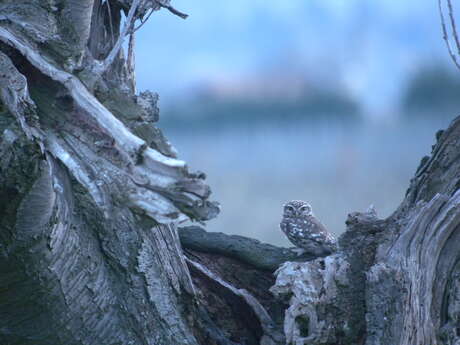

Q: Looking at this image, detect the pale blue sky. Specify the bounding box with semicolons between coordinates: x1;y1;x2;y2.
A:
131;1;459;242
135;0;457;116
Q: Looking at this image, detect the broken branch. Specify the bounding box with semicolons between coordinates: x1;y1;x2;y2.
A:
98;0;143;74
157;1;189;19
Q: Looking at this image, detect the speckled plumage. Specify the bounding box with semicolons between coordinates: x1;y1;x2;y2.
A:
280;200;337;256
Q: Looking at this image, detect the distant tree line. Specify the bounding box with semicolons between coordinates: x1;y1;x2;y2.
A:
403;65;460;115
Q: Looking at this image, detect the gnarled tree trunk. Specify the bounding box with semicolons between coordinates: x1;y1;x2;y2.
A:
1;1;460;345
269;119;460;345
0;1;218;344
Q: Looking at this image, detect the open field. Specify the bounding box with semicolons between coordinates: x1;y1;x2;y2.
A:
165;115;455;246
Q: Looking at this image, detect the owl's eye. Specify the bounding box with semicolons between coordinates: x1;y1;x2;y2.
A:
285;205;295;212
300;206;310;212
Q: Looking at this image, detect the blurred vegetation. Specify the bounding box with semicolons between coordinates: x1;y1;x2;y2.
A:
156;65;459;245
402;65;460;116
161;90;361;130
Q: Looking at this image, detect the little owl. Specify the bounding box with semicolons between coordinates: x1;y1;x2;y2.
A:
280;200;337;256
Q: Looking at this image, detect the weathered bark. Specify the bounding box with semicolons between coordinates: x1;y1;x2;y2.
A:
178;226;317;271
0;1;217;344
269;117;460;345
179;134;460;345
1;1;460;345
179;226;309;345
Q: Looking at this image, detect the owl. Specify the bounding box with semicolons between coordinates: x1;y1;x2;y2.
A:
280;200;337;257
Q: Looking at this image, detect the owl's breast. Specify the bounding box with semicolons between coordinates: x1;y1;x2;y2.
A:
280;218;308;241
292;217;314;230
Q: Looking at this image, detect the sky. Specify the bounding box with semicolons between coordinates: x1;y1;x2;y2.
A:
131;1;460;244
134;0;459;117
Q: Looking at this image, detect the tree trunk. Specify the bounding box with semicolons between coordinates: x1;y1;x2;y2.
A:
269;119;460;345
0;1;217;344
1;2;460;345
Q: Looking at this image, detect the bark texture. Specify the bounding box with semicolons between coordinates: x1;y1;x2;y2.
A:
1;1;460;345
0;1;217;344
269;117;460;345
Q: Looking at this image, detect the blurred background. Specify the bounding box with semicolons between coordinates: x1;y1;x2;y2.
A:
135;0;460;246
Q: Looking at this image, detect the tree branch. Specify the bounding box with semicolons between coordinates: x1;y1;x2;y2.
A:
0;26;219;223
133;8;155;33
447;0;460;56
157;2;189;19
439;0;460;70
106;0;116;44
92;0;187;75
97;0;143;74
178;226;316;271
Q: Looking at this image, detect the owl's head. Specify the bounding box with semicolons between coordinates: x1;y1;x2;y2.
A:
283;200;313;218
